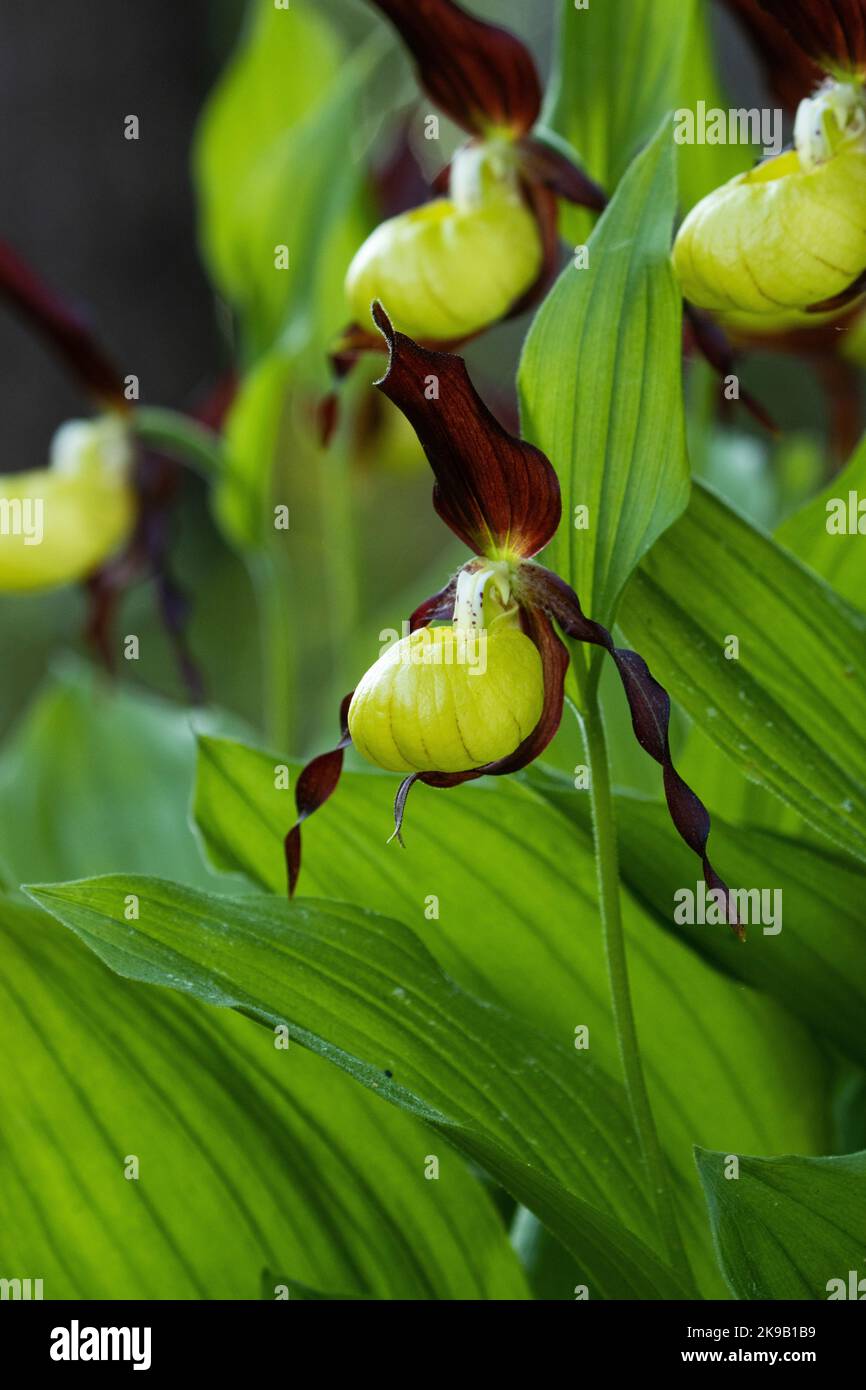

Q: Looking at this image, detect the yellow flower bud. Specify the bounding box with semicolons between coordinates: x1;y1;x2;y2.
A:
673;81;866;317
0;414;135;592
344;142;542;341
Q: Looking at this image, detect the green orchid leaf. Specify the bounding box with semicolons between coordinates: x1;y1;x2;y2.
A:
193;0;376;360
547;0;693;196
675;1;753;211
192;735;829;1297
0;895;525;1299
547;0;749;203
620;483;866;864
0;660;221;892
696;1147;866;1300
776;431;866;615
531;768;866;1072
519;120;689;630
28;873;692;1300
216;348;294;550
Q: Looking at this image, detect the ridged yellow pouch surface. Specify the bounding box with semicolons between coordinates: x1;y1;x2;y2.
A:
0;415;135;592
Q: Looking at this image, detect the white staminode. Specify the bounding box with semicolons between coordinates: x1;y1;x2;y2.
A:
794;80;866;171
452;560;513;632
49;414;132;479
449;139;521;212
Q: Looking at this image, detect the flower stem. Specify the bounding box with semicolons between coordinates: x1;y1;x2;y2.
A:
131;406;225;478
249;544;295;753
578;660;696;1294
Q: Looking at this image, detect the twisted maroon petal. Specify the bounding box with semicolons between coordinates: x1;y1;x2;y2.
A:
372;302;561;557
369;0;541;137
285;693;354;896
0;239;125;406
517;136;607;212
522;564;741;937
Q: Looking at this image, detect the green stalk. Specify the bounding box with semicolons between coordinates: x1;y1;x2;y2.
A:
577;652;696;1295
249;544;295;753
319;438;359;670
131;406;225;478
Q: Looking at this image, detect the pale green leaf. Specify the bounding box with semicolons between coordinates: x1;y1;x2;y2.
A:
532;769;866;1072
519;121;689;627
193;0;375;359
0;660;220;892
696;1147;866;1300
0;895;525;1299
192;736;830;1297
29;874;691;1300
620;483;866;863
776;431;866;615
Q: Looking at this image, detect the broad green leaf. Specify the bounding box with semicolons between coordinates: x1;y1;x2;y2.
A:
519;121;689;629
0;661;221;892
675;723;804;837
777;432;866;615
547;0;750;215
547;0;695;196
675;0;753;210
29;874;692;1300
0;895;525;1299
193;0;376;359
620;483;866;864
193;736;829;1297
696;1147;866;1300
531;768;866;1072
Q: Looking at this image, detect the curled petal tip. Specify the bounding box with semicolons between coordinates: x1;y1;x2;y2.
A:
371;299;393;343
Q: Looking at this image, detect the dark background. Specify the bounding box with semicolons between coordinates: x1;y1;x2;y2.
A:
0;0;257;733
0;0;246;451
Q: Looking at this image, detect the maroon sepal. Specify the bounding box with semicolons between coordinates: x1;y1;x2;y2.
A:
683;303;778;435
722;0;824;108
508;180;562;319
410;578;458;630
372;302;561;556
285;693;354;896
369;0;541;137
517;136;607;212
523;564;742;937
751;0;866;75
0;239;126;407
392;606;570;840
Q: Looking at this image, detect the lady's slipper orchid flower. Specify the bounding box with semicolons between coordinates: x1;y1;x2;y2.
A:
675;1;866;320
0;414;135;591
289;304;739;936
0;238;202;695
335;0;604;364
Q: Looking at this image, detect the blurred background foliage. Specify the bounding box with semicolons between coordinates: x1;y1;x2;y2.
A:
2;0;865;1301
1;0;848;762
